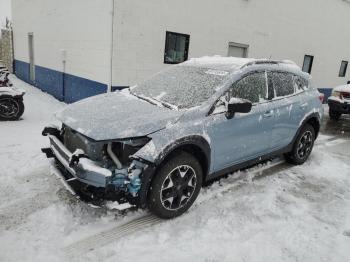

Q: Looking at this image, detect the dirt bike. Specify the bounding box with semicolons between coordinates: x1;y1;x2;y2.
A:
0;70;25;121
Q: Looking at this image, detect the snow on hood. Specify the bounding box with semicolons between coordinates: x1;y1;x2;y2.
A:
56;91;183;141
333;84;350;93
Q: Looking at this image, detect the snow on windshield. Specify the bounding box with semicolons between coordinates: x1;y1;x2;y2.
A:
131;65;229;109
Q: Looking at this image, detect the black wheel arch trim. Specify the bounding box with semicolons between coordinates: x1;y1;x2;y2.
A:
293;112;321;142
152;135;211;168
136;135;211;208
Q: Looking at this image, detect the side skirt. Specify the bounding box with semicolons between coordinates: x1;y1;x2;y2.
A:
207;144;292;182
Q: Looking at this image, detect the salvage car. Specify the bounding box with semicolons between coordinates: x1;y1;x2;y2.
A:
42;57;323;218
328;84;350;120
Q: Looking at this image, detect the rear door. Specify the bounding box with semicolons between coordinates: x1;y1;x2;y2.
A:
268;72;306;150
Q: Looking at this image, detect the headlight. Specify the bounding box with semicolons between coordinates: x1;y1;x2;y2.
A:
331;91;341;98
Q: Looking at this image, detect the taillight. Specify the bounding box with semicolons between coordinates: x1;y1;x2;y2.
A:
318;93;324;103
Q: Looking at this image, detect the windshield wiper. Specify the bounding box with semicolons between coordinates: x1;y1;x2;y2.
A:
130;91;178;110
155;99;178;110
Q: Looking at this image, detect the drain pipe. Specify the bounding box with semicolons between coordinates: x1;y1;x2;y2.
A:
107;0;115;93
107;142;122;169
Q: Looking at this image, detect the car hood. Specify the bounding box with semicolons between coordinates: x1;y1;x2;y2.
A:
56;91;183;141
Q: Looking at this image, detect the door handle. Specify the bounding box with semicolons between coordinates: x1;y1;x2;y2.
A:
300;102;308;109
263;110;274;118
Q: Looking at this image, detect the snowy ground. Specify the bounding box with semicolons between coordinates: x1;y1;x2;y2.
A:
0;76;350;262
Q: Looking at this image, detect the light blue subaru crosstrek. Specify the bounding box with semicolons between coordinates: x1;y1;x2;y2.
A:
42;57;324;218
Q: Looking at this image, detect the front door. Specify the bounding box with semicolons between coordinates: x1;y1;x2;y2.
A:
205;71;275;173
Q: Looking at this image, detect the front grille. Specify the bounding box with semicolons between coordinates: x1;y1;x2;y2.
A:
62;126;104;161
63;127;87;153
51;137;70;162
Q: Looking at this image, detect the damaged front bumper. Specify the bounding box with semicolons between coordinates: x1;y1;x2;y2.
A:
41;126;156;207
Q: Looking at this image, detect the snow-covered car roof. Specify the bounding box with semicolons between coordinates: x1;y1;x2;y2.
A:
183;56;255;71
182;56;300;72
333;84;350;93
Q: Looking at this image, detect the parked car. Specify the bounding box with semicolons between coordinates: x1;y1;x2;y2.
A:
42;57;323;218
0;62;25;121
327;84;350;120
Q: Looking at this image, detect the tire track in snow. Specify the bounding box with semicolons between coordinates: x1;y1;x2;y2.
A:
63;214;162;258
62;135;349;258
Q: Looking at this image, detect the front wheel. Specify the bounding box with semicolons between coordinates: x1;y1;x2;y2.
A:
148;151;203;219
285;124;315;165
0;96;25;121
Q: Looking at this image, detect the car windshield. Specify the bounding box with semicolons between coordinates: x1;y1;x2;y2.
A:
130;65;230;109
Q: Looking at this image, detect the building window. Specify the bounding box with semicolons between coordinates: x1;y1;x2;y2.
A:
164;31;190;64
228;42;249;58
339;61;348;77
302;55;314;74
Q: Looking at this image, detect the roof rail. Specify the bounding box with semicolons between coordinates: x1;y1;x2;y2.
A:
241;59;297;69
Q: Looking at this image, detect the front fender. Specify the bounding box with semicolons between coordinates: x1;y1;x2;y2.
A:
133;134;211;166
133;134;211;208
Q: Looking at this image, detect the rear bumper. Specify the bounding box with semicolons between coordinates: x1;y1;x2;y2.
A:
328;99;350;114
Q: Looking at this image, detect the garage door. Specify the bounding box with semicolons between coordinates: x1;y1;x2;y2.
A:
228;42;248;58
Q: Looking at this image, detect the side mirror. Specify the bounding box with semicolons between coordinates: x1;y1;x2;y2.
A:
225;98;252;119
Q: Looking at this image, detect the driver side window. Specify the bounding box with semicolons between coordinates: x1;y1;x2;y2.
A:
228;72;268;104
212;72;268;114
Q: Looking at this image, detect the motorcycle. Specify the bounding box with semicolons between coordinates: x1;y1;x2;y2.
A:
0;67;25;121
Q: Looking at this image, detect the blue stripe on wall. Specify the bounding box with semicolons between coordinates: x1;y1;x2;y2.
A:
111;86;128;92
14;60;30;84
14;59;107;103
35;65;64;101
64;73;107;103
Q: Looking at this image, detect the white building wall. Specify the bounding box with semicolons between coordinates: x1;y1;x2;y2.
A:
113;0;350;88
0;0;11;28
12;0;111;84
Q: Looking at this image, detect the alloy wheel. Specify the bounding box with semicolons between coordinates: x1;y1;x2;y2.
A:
0;98;19;119
297;130;313;159
160;165;197;211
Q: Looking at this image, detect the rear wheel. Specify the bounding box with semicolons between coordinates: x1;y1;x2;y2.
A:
0;96;24;121
329;109;341;121
148;151;203;219
285;124;315;165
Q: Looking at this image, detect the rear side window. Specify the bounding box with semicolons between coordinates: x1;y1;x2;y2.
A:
270;72;294;97
294;76;308;92
230;72;268;103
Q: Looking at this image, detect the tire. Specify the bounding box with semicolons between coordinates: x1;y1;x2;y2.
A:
0;96;24;121
285;124;315;165
148;151;203;219
329;109;341;121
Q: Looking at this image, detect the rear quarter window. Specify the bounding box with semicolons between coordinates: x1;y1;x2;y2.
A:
294;76;309;93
